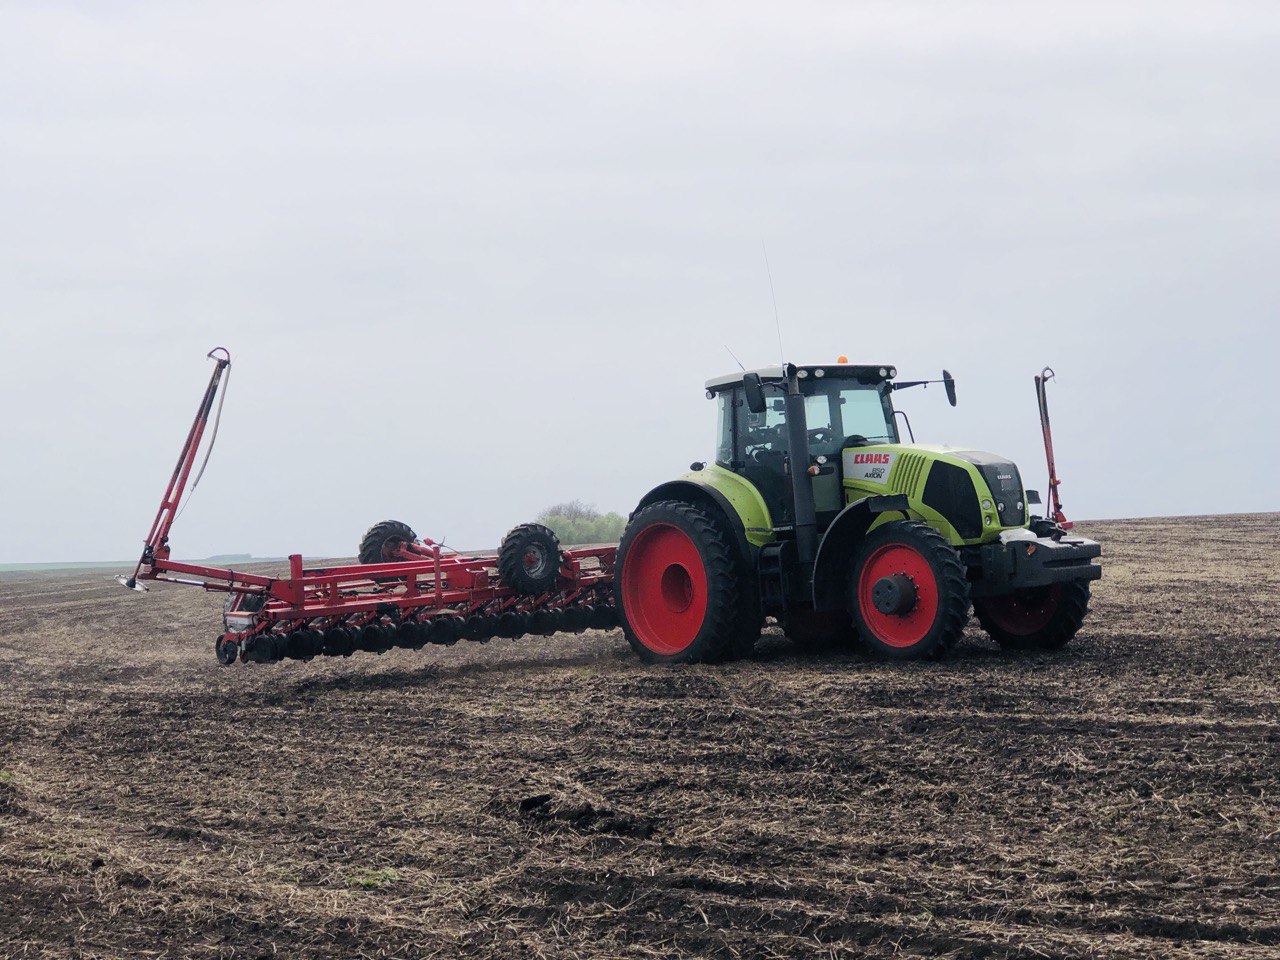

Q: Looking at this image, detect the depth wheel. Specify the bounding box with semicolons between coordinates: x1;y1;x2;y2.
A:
215;635;239;666
850;520;969;659
973;581;1090;651
615;500;743;664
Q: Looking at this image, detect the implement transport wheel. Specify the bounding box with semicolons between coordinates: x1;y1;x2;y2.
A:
498;523;562;595
358;520;418;565
616;500;744;664
851;520;970;659
973;581;1091;651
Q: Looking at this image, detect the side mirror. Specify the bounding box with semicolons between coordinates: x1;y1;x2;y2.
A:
1025;489;1042;505
942;369;957;407
743;372;766;414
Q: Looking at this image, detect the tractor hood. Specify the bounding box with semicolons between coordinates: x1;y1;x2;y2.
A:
843;443;1030;542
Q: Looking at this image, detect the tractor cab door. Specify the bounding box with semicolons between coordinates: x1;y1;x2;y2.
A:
797;393;848;526
717;389;794;526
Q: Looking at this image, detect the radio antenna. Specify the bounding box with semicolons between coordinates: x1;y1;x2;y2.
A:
724;345;746;371
762;240;785;362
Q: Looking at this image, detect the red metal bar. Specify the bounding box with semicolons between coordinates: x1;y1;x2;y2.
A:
1035;367;1072;530
127;348;232;585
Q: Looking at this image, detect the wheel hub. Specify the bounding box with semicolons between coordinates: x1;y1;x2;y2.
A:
872;574;918;616
660;563;694;613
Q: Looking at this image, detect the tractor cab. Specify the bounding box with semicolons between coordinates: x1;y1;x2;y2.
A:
707;363;902;530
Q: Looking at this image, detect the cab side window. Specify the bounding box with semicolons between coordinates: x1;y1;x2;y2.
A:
734;396;793;524
715;391;735;466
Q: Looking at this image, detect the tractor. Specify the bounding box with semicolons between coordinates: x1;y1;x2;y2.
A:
614;361;1101;662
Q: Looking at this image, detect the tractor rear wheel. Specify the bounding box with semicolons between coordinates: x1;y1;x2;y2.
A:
616;500;744;664
973;581;1090;651
358;520;417;565
850;520;969;659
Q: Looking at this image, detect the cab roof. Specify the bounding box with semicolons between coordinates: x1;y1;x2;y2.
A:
704;363;898;394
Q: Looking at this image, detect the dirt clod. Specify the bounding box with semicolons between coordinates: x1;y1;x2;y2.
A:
519;791;655;839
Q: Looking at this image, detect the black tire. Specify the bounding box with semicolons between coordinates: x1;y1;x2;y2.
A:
463;614;499;642
497;611;529;639
215;635;239;666
395;620;424;649
323;626;355;656
559;606;588;634
427;616;463;646
849;520;970;660
498;523;562;595
615;500;744;664
528;608;562;637
784;608;859;652
358;520;418;565
589;605;619;630
973;580;1090;651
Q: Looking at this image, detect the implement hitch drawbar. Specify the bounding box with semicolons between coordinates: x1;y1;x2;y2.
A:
123;349;619;666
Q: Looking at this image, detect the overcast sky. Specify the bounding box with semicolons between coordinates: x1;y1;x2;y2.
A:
1;1;1276;563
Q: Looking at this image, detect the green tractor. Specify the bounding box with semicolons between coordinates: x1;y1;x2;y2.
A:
614;361;1101;662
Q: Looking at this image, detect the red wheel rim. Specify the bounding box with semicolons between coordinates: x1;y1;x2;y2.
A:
856;543;939;649
980;585;1063;635
621;523;708;655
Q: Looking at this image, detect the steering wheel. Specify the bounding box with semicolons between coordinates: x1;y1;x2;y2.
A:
842;434;871;448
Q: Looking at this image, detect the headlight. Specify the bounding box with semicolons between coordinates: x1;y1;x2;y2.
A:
982;499;993;511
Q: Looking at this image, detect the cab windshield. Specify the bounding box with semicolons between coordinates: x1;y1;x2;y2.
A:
715;376;897;468
800;378;898;456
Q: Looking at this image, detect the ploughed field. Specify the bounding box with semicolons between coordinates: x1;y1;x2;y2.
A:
1;514;1278;959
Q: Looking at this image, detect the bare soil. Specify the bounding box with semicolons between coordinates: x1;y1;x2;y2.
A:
2;514;1278;958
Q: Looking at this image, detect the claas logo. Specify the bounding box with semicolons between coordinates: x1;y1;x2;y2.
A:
852;453;892;465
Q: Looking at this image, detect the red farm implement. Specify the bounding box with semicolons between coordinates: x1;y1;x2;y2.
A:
123;349;619;665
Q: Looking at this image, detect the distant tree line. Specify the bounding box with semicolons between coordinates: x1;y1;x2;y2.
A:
537;500;626;545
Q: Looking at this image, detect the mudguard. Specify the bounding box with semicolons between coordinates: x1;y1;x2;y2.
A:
635;465;774;564
811;494;912;610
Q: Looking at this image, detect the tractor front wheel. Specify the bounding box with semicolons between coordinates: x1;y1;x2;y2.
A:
973;581;1090;651
850;521;970;659
616;500;744;664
